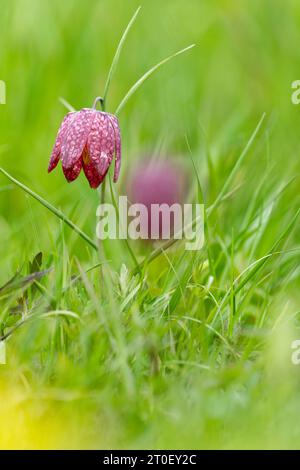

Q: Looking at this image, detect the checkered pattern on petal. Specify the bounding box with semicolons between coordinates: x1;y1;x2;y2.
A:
82;160;107;188
48;112;75;173
85;112;115;185
62;158;83;182
61;109;95;179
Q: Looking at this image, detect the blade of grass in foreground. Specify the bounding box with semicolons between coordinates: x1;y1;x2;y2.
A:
103;6;141;108
115;44;196;115
0;167;97;251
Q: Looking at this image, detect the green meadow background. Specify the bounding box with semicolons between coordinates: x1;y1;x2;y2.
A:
0;0;300;449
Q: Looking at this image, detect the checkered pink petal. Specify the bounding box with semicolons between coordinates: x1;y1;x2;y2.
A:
82;161;107;188
61;109;95;175
97;113;115;175
82;135;107;189
62;157;83;182
48;112;75;173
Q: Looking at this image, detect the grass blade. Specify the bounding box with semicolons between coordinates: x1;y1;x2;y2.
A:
103;6;141;108
0;167;97;251
208;210;300;326
115;44;196;115
235;208;300;295
210;113;266;212
108;173;141;274
59;97;76;112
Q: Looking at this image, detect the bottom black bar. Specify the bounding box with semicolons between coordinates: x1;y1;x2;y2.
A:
0;449;296;465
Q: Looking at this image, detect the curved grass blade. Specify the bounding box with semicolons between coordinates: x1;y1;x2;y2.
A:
39;310;83;322
115;44;196;115
179;315;238;357
103;6;141;108
59;97;76;112
0;309;82;342
0;167;97;251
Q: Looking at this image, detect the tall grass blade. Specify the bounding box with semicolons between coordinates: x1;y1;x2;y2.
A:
115;44;196;115
108;174;141;274
103;6;141;108
210;113;266;211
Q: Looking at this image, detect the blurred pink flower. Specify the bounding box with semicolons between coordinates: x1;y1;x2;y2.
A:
48;104;121;189
128;160;187;239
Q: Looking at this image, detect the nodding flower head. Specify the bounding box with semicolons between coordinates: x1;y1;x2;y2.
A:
48;97;121;188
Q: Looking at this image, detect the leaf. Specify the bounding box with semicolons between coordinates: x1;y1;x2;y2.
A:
103;6;141;108
235;208;300;295
25;252;44;300
39;310;83;322
0;167;97;251
210;113;266;212
0;268;52;296
167;255;194;315
108;173;141;274
29;252;43;274
208;211;300;326
0;268;22;295
59;97;76;112
115;43;196;115
120;283;141;312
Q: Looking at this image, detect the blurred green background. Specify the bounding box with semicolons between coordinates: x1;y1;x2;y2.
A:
0;0;300;449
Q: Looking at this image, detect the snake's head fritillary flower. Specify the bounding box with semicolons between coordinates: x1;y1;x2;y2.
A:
128;159;188;239
48;97;121;188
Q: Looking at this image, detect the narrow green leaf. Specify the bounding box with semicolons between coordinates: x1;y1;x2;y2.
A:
108;173;141;274
59;97;76;112
103;6;141;107
235;208;300;295
115;44;196;115
40;310;83;322
210;113;266;212
167;256;194;315
185;134;204;204
208;211;300;326
0;268;52;296
0;167;97;251
185;134;216;278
